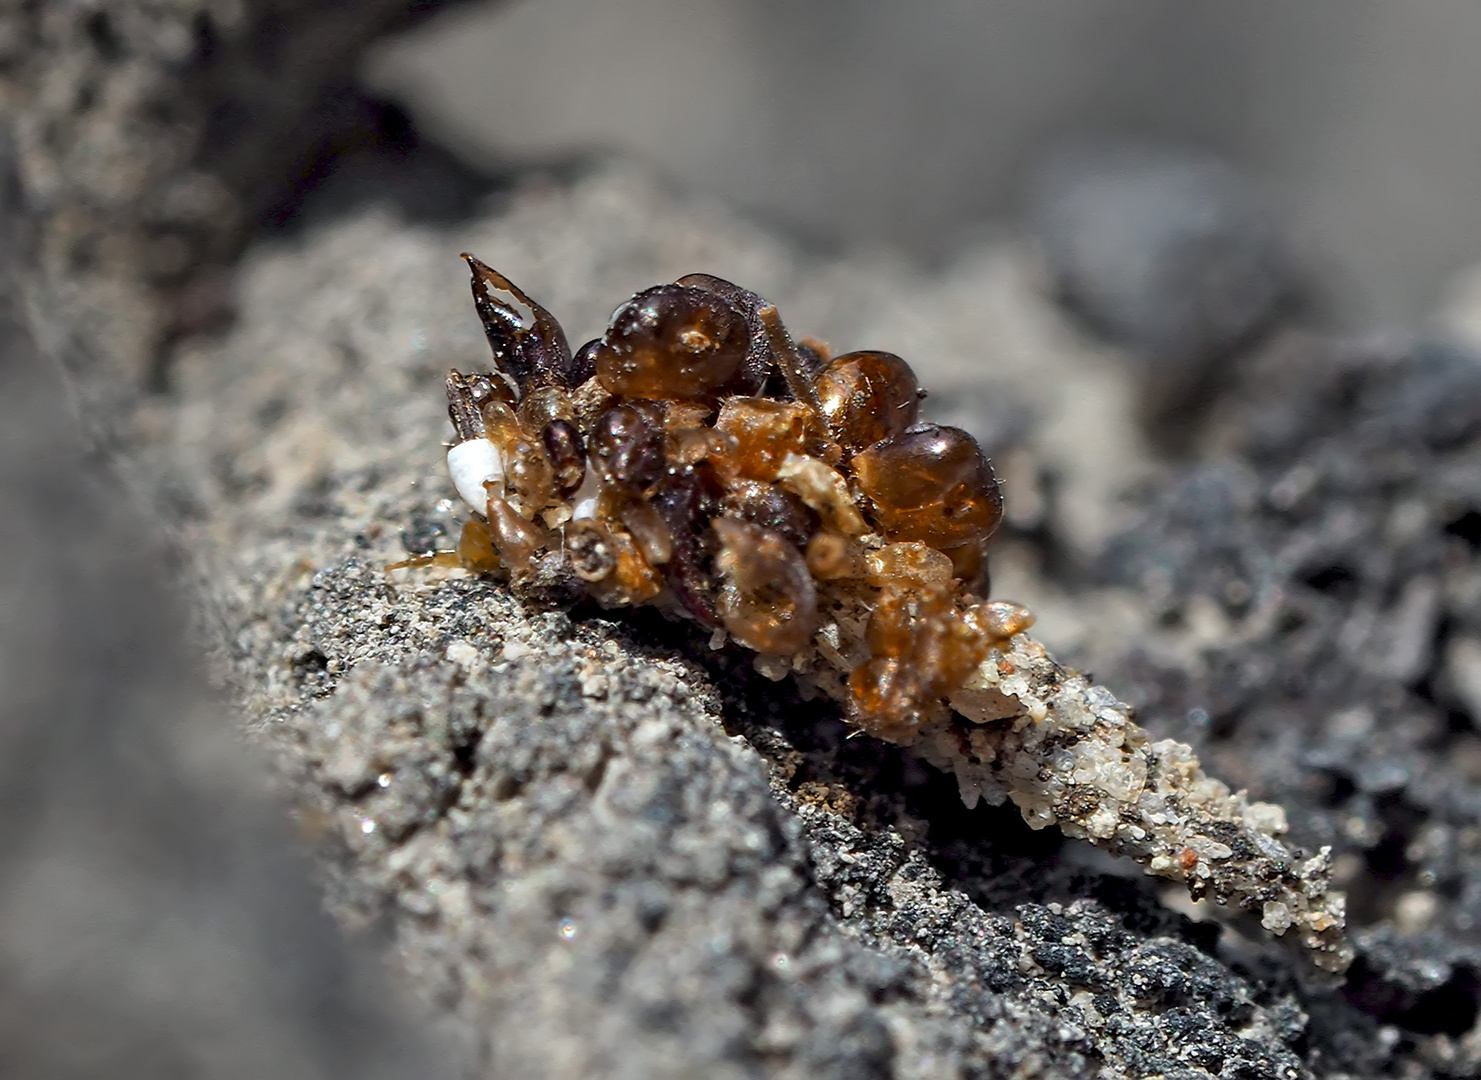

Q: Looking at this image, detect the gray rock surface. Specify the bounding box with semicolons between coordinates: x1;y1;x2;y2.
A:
1098;333;1481;1073
0;128;447;1079
13;2;1481;1072
135;165;1403;1078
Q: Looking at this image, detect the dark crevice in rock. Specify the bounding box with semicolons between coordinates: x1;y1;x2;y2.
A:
1345;958;1481;1038
256;89;509;236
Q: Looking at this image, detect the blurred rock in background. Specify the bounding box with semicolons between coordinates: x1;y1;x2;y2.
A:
367;0;1481;328
1028;141;1299;439
0;0;492;398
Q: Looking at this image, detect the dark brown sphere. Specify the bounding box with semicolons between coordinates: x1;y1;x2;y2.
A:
541;419;587;497
590;401;666;493
814;350;920;451
568;338;601;387
730;480;820;552
851;423;1002;549
595;285;748;398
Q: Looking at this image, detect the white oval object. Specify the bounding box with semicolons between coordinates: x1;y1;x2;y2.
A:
447;438;504;515
569;468;601;521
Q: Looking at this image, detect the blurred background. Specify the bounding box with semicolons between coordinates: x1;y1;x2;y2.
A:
356;0;1481;330
16;2;1481;1074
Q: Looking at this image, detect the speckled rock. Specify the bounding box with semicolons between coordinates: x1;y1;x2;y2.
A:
135;164;1403;1078
13;0;1427;1074
1099;333;1481;1073
0;129;447;1078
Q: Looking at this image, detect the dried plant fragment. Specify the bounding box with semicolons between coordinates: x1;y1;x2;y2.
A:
421;260;1351;972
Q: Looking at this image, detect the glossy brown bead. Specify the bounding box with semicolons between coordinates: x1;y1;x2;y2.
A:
541;419;586;497
849;582;991;742
714;518;818;655
729;479;819;552
814;350;920;451
851;423;1002;549
944;540;990;597
568;337;601;387
595;285;748;399
590;401;666;493
713;398;810;482
485;494;547;569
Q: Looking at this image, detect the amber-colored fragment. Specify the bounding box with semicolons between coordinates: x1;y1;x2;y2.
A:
457;518;501;573
863;583;914;658
595;284;748;398
569;375;613;429
486;495;548;569
663;400;715;433
713;398;810;482
479;398;522;449
669;426;735;467
805;532;862;580
847;659;921;742
849;582;991;742
969;600;1036;642
864;542;953;588
852;424;1002;550
714;517;818;655
775;454;868;536
814;350;920;452
385;550;464;571
600;528;664;606
504;435;555;518
619;498;674;566
518;385;576;433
